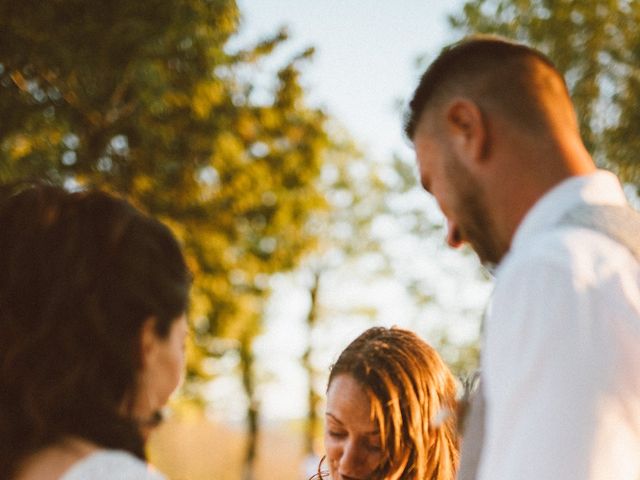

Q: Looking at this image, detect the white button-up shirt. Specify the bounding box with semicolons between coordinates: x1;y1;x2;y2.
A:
479;170;640;480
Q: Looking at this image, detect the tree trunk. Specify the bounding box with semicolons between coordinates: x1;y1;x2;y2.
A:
240;334;259;480
303;270;322;456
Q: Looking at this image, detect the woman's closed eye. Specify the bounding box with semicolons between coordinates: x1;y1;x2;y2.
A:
328;430;347;438
364;441;382;453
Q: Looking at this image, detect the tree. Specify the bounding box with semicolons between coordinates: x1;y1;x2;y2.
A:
297;136;390;460
388;154;489;377
451;0;640;186
297;140;490;461
0;0;333;474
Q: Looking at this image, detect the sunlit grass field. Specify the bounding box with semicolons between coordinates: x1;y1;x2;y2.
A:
148;415;315;480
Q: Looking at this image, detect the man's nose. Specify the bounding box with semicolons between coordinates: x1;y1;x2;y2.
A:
446;218;463;248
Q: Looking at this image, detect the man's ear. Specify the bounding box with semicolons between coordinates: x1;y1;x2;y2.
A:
445;98;489;168
139;316;158;369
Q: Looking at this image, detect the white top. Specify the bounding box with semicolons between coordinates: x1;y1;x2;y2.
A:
61;450;166;480
478;170;640;480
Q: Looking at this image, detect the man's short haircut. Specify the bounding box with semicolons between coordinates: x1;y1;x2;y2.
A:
404;35;572;139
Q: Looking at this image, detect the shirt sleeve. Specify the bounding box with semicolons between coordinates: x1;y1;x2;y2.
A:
478;252;600;480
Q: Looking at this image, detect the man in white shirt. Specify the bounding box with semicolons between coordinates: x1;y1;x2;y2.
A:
404;35;640;479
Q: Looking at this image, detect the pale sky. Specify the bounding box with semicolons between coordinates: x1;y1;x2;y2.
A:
209;0;480;421
233;0;464;160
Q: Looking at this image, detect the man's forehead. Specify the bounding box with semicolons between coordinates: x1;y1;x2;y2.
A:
412;107;441;149
414;103;445;137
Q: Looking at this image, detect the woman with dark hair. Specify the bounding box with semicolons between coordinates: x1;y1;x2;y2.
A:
320;327;459;480
0;184;192;479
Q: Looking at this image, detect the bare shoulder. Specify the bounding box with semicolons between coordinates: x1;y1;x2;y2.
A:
14;437;99;480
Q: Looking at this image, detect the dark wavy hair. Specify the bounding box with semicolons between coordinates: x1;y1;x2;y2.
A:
0;182;191;478
327;327;459;480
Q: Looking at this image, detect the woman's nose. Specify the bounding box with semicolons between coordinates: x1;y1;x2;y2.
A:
339;441;368;478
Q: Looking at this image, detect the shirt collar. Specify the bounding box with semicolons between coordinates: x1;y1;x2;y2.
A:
509;169;627;252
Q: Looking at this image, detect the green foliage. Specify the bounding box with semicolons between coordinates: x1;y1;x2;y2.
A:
0;0;331;395
451;0;640;186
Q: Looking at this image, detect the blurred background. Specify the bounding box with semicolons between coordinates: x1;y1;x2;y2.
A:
3;0;640;478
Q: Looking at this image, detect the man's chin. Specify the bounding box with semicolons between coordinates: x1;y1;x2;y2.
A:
469;241;504;274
